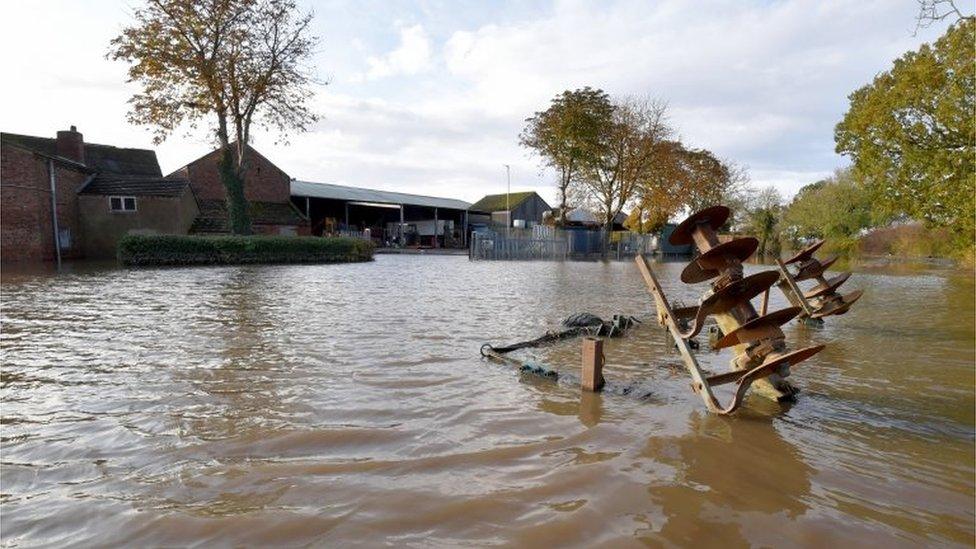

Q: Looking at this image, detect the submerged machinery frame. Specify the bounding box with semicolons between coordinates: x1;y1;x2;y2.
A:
635;205;862;415
773;239;864;321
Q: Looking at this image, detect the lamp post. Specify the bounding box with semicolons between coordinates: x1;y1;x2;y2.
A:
503;164;511;239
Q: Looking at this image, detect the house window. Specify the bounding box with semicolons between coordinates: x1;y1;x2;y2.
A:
110;196;137;212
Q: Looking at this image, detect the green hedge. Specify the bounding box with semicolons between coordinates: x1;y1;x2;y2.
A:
118;234;375;266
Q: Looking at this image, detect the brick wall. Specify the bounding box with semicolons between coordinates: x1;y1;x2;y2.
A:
1;146;85;262
172;145;291;203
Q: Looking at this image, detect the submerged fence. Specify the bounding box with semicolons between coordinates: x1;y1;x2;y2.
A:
469;226;656;261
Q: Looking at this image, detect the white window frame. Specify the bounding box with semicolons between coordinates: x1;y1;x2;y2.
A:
109;196;138;213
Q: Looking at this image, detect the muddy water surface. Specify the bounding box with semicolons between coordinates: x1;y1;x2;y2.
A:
1;256;974;547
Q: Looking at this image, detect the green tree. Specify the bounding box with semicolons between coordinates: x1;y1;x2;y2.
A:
834;19;975;248
781;168;876;253
110;0;319;235
744;186;783;257
520;88;613;226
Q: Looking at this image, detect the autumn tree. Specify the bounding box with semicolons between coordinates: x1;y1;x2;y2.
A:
627;143;746;233
520;88;613;226
834;18;974;248
110;0;319;234
579;97;671;243
625;141;687;234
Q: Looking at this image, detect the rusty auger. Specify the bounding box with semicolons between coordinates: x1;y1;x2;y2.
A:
773;239;864;321
635;205;825;415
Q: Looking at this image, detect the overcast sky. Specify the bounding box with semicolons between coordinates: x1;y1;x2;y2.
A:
0;0;956;205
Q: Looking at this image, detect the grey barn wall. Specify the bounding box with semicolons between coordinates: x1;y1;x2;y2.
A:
511;194;551;225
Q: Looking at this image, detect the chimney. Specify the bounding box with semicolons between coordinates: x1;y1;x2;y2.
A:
56;125;85;164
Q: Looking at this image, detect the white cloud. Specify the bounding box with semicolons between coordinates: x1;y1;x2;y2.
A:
749;168;835;198
363;24;433;80
0;0;959;206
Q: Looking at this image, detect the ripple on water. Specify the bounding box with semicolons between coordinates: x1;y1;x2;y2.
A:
0;256;973;547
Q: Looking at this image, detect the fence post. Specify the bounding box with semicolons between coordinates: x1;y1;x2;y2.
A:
581;337;605;392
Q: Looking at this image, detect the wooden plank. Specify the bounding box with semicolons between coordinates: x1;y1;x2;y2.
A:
634;254;722;413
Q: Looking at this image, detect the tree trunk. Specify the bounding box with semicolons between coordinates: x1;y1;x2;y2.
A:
219;146;253;235
558;175;567;227
602;203;613;258
557;162;572;228
215;114;252;236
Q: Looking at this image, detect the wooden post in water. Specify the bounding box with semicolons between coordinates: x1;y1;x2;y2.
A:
581;337;605;392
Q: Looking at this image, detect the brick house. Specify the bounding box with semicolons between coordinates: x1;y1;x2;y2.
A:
77;175;197;257
167;144;307;235
1;127;197;261
2;128;310;263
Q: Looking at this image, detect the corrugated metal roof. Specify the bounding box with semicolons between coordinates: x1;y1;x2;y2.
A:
291;180;471;210
566;208;598;224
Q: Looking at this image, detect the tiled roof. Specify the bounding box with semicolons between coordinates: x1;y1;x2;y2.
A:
469;191;537;212
79;175;190;197
196;199;306;226
1;132;161;176
251;201;307;225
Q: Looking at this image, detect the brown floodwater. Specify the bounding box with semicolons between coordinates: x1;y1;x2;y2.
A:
1;256;973;547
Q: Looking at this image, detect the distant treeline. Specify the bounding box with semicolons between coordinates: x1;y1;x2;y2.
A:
521;19;974;262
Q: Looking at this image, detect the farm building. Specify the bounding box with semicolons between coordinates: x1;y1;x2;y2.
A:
290;181;471;248
468;191;552;229
658;223;694;255
1;126;198;261
167;144;307;236
543;207;630;230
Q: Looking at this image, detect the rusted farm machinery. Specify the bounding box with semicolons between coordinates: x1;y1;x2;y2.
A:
774;239;864;321
635;205;863;415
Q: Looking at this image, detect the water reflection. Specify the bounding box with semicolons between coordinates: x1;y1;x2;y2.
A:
0;256;972;546
174;268;287;442
642;410;812;546
578;391;604;427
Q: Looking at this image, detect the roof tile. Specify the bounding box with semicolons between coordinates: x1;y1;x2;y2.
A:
1;132;161;176
80;175;190;197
